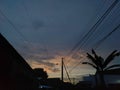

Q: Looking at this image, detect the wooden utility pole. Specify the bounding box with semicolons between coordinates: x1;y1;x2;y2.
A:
61;57;64;81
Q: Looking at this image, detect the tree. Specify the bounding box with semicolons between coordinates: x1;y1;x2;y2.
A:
82;49;120;88
33;68;48;80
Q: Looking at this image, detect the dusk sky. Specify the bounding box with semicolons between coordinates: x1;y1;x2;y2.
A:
0;0;120;81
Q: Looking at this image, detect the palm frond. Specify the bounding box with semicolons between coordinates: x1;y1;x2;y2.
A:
92;49;99;59
98;56;104;68
103;50;118;68
87;53;99;66
115;51;120;56
104;64;120;71
91;49;104;68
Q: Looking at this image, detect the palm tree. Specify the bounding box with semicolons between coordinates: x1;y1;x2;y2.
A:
82;49;120;88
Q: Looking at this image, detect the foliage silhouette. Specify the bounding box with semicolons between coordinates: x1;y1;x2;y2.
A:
82;49;120;88
33;68;48;80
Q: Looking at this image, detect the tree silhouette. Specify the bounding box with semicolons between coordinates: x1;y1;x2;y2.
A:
82;49;120;88
33;68;48;80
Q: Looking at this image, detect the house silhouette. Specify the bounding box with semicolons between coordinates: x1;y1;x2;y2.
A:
0;33;38;90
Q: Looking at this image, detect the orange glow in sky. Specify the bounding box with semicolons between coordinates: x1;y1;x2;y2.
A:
26;50;95;80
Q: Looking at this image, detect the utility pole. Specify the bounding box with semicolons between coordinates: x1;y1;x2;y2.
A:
61;57;64;81
73;78;75;85
63;61;71;83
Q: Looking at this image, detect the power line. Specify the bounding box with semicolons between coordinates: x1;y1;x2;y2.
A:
69;61;82;73
65;0;119;67
0;8;28;42
69;23;120;73
66;0;120;72
21;0;50;61
69;24;120;73
94;23;120;49
88;13;120;49
63;61;71;83
76;0;119;51
68;0;108;56
22;0;33;22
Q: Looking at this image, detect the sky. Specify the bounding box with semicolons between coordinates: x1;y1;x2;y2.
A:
0;0;120;81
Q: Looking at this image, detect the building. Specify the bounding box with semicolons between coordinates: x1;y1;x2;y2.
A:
104;68;120;83
47;78;74;89
0;33;38;90
93;68;120;89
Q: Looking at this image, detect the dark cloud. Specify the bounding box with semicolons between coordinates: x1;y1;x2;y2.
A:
35;60;55;67
32;20;45;30
33;59;60;73
29;54;55;61
31;60;60;72
19;44;56;61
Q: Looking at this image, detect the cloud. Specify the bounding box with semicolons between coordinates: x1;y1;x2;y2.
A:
16;41;94;77
18;42;51;58
15;19;45;31
30;60;60;73
32;20;45;30
35;60;55;67
17;42;60;73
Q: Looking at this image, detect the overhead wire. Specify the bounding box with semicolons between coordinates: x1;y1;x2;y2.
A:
0;1;49;68
69;60;83;73
69;23;120;73
85;0;120;50
22;0;51;67
0;8;28;42
65;0;112;66
72;0;118;62
66;0;120;73
94;24;120;49
63;61;71;83
64;0;107;65
76;0;119;51
92;7;120;50
22;0;31;20
68;0;107;53
62;0;106;76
